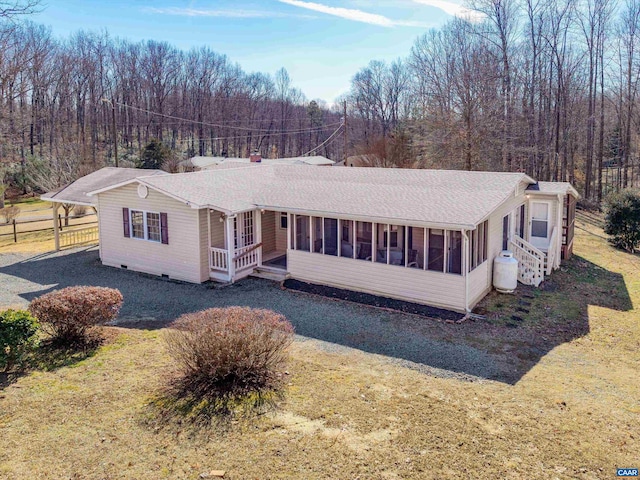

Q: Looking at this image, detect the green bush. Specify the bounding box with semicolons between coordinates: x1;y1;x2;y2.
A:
29;286;123;346
604;189;640;253
0;309;39;372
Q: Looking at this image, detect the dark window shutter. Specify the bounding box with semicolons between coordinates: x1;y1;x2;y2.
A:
123;208;130;238
160;212;169;244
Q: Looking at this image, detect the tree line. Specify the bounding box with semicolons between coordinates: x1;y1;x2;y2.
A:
3;0;640;205
0;19;345;200
345;0;640;202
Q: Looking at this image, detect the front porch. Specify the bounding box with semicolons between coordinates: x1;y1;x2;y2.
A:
206;209;287;283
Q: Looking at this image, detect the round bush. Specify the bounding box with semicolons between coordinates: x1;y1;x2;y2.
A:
165;307;294;400
29;286;123;344
0;309;39;372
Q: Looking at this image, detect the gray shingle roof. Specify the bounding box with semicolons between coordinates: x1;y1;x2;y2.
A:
528;181;580;198
41;167;167;205
131;166;534;228
188;155;334;169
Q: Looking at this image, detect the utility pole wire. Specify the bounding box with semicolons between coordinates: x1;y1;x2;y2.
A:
114;101;341;134
300;124;344;157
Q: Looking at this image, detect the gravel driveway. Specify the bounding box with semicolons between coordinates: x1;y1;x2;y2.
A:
0;247;508;382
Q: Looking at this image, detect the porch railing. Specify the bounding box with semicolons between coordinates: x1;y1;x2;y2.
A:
210;247;229;272
210;244;262;274
509;236;545;287
60;226;99;248
546;227;557;275
234;243;261;271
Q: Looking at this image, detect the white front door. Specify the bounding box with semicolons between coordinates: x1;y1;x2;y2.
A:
529;201;551;250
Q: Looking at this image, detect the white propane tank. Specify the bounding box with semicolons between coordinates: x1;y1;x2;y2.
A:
493;250;518;293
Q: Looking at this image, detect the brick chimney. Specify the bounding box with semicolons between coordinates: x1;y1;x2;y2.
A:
250;152;262;163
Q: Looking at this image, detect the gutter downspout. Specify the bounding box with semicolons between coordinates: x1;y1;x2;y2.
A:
462;229;471;313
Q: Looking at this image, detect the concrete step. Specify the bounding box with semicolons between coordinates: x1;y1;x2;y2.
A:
255;265;288;274
250;266;290;282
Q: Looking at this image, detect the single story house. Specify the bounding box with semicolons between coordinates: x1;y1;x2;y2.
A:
49;164;578;313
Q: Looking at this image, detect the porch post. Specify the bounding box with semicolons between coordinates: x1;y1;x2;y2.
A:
371;223;376;263
207;209;212;272
352;221;356;259
226;215;236;282
556;194;563;269
386;224;390;264
256;209;263;266
463;229;470;312
287;213;292;250
53;202;60;251
404;226;409;267
423;227;427;270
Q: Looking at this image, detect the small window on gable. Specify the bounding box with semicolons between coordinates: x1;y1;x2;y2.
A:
280;212;288;229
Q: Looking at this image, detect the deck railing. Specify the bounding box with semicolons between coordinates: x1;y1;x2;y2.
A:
60;226;99;248
210;247;229;272
510;236;545;287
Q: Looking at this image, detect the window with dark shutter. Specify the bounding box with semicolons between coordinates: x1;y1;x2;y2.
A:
160;212;169;244
123;208;130;238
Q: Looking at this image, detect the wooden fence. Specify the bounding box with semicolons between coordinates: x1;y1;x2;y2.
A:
0;213;98;248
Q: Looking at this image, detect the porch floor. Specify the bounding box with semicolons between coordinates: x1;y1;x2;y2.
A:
263;251;287;269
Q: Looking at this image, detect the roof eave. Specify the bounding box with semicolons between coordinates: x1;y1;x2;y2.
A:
254;205;475;230
39;194;95;207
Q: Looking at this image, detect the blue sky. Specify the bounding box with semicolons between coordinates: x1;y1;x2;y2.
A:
33;0;471;103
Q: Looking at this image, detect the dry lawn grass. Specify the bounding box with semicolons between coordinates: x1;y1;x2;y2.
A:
0;216;638;479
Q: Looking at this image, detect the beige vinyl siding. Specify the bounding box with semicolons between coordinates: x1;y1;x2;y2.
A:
276;222;287;251
486;191;528;288
98;183;204;283
198;209;209;282
468;261;490;308
262;210;277;253
288;250;466;311
208;211;225;248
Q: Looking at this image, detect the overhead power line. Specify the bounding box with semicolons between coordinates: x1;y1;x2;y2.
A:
299;124;344;157
114;101;341;134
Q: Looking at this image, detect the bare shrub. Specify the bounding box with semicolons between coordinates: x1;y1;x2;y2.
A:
0;205;19;224
29;286;123;345
164;307;294;416
72;204;88;216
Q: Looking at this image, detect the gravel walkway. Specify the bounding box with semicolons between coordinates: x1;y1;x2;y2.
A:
0;247;505;382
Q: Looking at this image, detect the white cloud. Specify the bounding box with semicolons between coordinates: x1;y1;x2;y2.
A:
411;0;484;22
143;7;314;19
277;0;430;28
